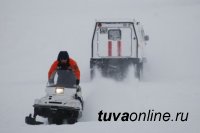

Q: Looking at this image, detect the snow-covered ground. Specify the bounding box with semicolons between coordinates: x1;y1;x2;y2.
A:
0;0;200;132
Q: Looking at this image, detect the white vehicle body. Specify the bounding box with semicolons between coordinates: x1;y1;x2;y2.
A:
34;86;83;116
90;19;149;79
26;70;83;125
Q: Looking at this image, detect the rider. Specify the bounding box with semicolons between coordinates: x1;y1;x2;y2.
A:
48;51;80;85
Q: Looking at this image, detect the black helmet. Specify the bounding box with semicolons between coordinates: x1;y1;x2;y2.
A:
57;51;69;61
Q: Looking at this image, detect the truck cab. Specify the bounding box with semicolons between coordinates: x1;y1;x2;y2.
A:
90;19;149;80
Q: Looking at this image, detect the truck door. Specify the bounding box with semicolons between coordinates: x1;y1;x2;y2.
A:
97;27;133;57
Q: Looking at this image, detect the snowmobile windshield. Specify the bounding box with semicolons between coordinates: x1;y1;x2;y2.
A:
48;70;76;88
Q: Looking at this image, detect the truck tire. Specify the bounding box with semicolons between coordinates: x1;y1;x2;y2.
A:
90;68;95;80
135;63;143;80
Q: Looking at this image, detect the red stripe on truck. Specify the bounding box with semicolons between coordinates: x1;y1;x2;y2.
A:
117;41;121;56
108;41;112;56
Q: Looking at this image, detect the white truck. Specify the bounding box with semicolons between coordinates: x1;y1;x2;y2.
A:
90;19;149;80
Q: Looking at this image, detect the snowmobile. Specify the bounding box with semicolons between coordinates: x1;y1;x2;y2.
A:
90;19;149;80
25;70;83;125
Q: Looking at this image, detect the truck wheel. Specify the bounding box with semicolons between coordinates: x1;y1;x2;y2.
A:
135;63;143;80
90;68;95;80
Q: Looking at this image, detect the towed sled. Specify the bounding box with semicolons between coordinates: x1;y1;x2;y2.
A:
25;70;83;125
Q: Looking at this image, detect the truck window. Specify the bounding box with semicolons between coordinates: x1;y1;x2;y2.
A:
108;29;121;41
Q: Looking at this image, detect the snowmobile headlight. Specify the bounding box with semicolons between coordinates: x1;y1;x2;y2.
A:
55;87;64;94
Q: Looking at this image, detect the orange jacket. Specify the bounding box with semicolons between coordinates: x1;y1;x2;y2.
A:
48;58;80;80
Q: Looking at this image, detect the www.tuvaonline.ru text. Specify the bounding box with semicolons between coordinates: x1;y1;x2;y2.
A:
98;109;189;122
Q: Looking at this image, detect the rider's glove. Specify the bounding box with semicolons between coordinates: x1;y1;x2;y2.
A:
48;78;54;84
76;79;80;85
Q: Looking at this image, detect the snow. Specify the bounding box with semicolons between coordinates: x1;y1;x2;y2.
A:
0;0;200;132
